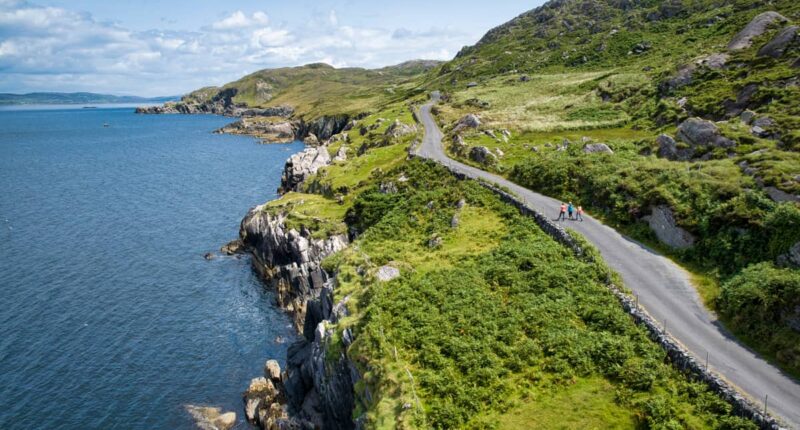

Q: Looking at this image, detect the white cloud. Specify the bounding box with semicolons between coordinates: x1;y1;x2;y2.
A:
0;1;471;96
211;10;269;31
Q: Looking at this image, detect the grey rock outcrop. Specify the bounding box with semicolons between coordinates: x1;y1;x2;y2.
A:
384;119;417;138
469;146;497;165
765;186;800;203
697;53;729;69
583;143;613;154
656;134;693;161
239;208;348;329
740;110;757;125
643;205;695;250
333;146;348;162
757;26;798;58
376;265;400;282
239;197;358;429
728;12;788;50
303;133;320;146
453;114;481;133
676;118;735;154
280;146;331;193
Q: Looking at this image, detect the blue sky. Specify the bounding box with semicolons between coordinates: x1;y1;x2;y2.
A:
0;0;544;96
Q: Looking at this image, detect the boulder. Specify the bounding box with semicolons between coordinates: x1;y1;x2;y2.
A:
384;119;416;138
643;206;695;249
792;57;800;68
697;53;729;69
751;116;776;138
677;118;735;149
303;133;320;146
264;360;282;382
376;265;400;282
757;26;798;58
727;11;788;50
184;405;236;430
467;81;479;88
740;110;756;125
453;114;481;133
333;146;347;162
469;146;497;165
583;143;613;154
656;134;692;161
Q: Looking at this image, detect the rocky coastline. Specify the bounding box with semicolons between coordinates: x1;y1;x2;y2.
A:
136;89;353;145
224;143;361;429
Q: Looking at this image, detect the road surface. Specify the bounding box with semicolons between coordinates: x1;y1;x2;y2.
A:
415;94;800;428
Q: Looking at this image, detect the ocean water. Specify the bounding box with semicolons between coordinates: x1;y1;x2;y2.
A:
0;107;303;429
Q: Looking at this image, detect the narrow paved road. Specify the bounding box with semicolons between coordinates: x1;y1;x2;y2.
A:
415;94;800;428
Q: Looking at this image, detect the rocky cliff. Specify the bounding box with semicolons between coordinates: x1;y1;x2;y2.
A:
238;205;360;429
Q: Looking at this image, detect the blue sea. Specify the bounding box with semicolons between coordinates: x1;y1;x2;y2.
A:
0;106;303;429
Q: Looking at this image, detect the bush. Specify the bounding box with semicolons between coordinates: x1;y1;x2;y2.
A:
718;263;800;373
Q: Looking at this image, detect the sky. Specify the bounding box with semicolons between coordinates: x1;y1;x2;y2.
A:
0;0;544;97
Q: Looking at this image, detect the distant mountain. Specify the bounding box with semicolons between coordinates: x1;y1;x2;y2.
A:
0;92;179;105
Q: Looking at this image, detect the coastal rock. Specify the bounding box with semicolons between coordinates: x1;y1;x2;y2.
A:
676;118;735;151
583;143;613;154
184;405;236;430
777;242;800;268
221;239;245;255
303;133;320;146
469;146;497;165
265;360;282;382
217;119;297;143
757;26;798;58
280;146;331;193
239;208;348;329
728;12;788;50
300;116;351;142
643;205;695;250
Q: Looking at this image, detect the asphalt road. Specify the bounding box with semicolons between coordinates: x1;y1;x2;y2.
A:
415;94;800;428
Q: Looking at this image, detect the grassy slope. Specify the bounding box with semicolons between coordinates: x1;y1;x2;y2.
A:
427;0;800;375
253;98;757;429
184;61;438;118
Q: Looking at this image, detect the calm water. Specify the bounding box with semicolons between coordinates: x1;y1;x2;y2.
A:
0;107;303;429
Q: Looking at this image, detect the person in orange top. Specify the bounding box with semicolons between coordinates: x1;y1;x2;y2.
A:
576;205;584;222
557;202;567;221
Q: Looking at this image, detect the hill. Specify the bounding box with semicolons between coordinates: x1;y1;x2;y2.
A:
0;92;177;105
427;0;800;377
171;60;441;118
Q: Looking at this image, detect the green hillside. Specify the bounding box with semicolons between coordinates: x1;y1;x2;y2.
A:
180;61;440;118
426;0;800;375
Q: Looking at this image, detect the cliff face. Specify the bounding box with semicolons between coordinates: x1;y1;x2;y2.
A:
238;206;359;430
240;208;347;329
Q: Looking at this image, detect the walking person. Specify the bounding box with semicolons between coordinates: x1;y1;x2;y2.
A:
557;202;567;221
576;205;584;222
567;202;575;220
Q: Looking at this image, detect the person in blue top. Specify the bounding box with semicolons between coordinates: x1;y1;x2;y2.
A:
567;202;575;220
